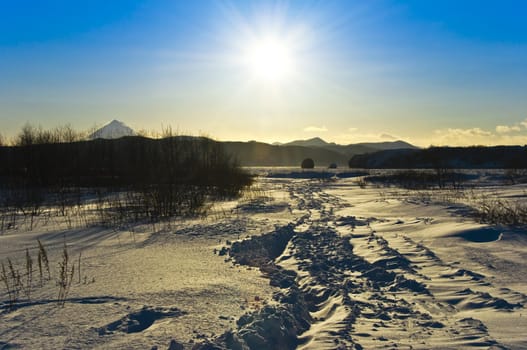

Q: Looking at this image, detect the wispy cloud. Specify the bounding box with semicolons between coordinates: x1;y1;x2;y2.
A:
380;133;397;140
496;125;521;134
433;128;492;145
304;126;328;132
334;130;402;144
431;126;527;146
521;119;527;129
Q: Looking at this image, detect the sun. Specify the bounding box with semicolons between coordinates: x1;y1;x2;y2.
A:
244;37;293;83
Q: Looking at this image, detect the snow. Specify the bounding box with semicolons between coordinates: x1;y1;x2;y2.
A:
1;170;526;349
89;120;136;139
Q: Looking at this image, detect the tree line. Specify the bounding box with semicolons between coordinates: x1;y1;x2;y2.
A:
348;146;527;169
0;124;252;227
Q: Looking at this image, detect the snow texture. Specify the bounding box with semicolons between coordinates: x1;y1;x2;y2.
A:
1;170;526;349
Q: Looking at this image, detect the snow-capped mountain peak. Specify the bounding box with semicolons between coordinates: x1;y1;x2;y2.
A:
89;120;136;139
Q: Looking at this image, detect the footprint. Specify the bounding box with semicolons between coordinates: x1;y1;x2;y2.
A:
97;306;185;335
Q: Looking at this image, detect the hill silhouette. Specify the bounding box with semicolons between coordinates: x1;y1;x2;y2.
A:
224;139;418;166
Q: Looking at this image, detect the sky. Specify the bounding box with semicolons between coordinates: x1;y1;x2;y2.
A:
1;0;527;146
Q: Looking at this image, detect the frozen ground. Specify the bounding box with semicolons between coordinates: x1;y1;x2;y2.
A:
1;170;526;349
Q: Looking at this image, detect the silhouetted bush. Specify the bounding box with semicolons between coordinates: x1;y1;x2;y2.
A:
14;123;83;146
0;125;253;227
301;158;314;169
365;170;472;189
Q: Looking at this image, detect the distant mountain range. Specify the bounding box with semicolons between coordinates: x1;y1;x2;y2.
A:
88;121;419;167
223;138;418;167
284;137;416;149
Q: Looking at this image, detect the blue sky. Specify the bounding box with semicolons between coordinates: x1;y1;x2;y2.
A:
1;0;527;145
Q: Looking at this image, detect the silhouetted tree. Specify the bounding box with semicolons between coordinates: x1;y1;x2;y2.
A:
301;158;315;169
16;123;36;146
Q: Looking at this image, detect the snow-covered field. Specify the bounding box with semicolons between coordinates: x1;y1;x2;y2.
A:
1;170;526;349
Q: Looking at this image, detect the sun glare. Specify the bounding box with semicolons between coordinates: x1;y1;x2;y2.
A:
244;37;293;82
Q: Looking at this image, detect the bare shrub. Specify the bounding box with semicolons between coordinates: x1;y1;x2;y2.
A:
6;259;22;305
365;170;470;190
57;239;75;307
78;252;82;284
473;198;527;226
505;168;527;185
1;262;16;308
37;239;51;282
25;248;33;300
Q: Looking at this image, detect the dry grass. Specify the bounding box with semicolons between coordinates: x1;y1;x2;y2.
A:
1;239;87;310
360;173;526;228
